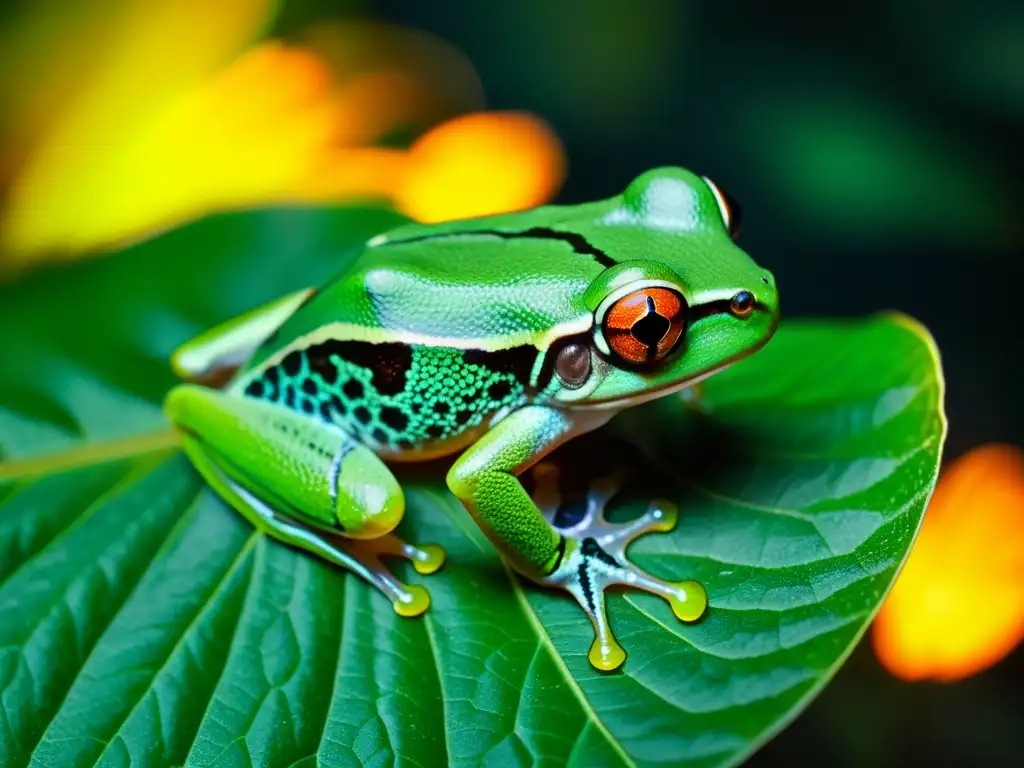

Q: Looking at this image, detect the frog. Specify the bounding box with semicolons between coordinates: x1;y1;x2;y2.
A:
164;166;780;671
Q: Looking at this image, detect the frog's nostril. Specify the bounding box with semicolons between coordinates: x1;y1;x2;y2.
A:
760;275;770;285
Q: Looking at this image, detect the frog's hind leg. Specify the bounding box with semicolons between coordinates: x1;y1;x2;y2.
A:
529;461;707;671
168;384;445;616
179;431;441;616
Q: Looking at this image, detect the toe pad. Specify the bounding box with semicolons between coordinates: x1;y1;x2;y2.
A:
412;544;446;575
668;580;707;622
393;584;431;617
589;635;627;672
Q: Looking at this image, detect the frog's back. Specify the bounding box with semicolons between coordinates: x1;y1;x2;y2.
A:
231;202;618;458
258;200;618;357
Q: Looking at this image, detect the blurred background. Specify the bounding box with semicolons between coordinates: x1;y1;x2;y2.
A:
1;0;1022;765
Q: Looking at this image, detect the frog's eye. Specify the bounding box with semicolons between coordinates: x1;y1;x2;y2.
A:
603;287;687;364
703;176;743;239
730;290;755;318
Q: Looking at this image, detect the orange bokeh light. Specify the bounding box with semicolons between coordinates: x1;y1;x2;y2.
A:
394;111;566;223
873;443;1024;682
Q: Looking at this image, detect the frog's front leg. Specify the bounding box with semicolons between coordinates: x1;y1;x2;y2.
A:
166;385;444;616
447;406;706;671
172;288;315;384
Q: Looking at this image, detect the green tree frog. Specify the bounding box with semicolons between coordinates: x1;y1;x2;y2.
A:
165;167;779;671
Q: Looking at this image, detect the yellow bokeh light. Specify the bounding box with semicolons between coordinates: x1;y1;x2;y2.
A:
873;443;1024;682
1;0;276;257
0;1;564;269
3;42;344;256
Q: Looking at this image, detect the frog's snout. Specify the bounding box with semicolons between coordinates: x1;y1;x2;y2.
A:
753;270;780;322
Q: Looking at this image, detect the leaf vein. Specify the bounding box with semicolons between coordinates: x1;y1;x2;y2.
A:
87;531;259;766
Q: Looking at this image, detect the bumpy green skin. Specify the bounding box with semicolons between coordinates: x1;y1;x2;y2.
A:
447;406;581;576
166;166;781;668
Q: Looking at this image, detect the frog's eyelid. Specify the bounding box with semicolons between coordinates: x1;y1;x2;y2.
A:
701;176;732;232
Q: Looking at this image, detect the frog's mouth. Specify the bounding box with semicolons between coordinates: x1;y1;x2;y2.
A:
565;358;736;411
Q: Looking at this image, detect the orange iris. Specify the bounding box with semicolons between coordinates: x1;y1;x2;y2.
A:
604;287;686;364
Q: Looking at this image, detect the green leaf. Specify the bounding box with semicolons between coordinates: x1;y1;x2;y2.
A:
0;205;944;768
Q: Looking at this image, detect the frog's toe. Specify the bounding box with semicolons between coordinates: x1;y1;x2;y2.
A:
554;553;626;671
336;531;444;617
532;461;630;532
392;583;432;617
357;531;447;576
338;544;436;617
534;457;682;552
592;497;679;546
408;543;446;575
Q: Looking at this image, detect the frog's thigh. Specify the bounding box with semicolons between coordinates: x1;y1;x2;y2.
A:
167;383;403;537
172;288;314;382
446;405;608;577
167;384;443;615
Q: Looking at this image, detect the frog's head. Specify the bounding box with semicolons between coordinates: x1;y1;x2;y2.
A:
548;167;780;409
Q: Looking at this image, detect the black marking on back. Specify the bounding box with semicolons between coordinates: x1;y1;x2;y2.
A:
281;351;302;376
242;335;537;451
308;353;338;384
462;345;538;387
487;380;511;400
380;406;408;431
384;226;616;269
307;339;412;396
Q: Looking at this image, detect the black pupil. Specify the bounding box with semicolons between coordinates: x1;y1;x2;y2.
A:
632;296;671;346
733;291;753;310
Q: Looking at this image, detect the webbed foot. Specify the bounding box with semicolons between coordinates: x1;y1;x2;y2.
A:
227;477;446;618
530;461;707;671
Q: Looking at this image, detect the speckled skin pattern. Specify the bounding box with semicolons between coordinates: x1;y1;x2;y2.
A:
239;340;537;453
